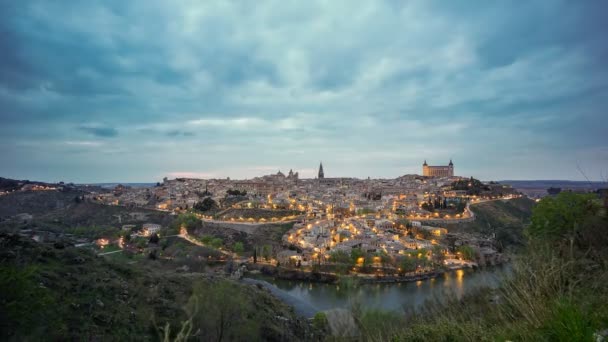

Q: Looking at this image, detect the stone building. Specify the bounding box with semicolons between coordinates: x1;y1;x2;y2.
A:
422;160;454;177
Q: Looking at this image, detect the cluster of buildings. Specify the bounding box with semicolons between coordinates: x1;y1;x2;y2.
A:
280;216;448;267
87;160;520;222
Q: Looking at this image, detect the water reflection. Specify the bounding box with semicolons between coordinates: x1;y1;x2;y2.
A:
250;265;510;313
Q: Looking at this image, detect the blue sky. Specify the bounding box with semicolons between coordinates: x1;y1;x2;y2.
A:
1;1;607;182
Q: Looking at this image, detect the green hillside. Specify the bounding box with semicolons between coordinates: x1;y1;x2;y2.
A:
0;233;308;341
446;197;536;248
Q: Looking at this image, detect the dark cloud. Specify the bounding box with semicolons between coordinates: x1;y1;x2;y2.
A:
78;124;118;138
166;130;195;137
0;1;607;182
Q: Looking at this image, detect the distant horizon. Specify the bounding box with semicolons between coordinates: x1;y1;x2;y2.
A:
3;174;607;186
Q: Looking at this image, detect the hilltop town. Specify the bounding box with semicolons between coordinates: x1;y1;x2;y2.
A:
1;161;531;281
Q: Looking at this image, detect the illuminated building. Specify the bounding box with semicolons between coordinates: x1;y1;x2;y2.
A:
422;160;454;177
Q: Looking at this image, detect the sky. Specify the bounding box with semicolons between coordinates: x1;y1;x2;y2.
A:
1;1;607;183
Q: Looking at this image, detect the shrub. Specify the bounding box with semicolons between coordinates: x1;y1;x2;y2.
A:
312;312;329;332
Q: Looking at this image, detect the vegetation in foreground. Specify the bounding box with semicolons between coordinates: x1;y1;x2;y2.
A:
352;192;608;341
0;232;309;341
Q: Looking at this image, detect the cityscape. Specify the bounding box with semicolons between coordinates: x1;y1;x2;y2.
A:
1;1;607;341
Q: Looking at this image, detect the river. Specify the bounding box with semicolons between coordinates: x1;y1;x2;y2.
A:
244;265;511;317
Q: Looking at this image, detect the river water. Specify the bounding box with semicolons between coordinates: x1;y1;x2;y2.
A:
245;265;511;317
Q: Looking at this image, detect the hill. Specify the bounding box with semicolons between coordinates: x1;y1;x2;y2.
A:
0;232;309;340
444;197;536;248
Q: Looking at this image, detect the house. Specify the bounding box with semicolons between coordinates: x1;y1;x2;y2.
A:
142;223;162;236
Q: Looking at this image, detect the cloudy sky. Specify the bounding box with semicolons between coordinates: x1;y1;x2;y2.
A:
1;1;607;183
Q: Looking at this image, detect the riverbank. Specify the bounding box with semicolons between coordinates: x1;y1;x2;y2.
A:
245;263;483;285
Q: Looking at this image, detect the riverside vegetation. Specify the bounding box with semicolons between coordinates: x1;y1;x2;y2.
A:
350;192;608;341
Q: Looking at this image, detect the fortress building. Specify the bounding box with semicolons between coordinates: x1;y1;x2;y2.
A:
422;160;454;177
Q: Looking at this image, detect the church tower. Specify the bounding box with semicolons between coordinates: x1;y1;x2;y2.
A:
318;162;324;179
448;159;454;177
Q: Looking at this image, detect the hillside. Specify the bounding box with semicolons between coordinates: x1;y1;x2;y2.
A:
444;197;536;247
0;233;309;340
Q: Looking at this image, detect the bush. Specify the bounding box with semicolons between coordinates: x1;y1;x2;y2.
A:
193;198;218;212
185;280;260;340
210;238;223;249
233;242;244;255
529;192;600;240
312;312;329;332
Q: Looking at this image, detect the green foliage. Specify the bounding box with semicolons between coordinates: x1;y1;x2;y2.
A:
356;208;376;215
312;312;329;332
357;309;406;340
0;233;306;341
170;213;200;233
135;237;147;249
120;230;131;242
200;235;213;245
261;245;271;261
209;238;223;249
451;177;489;195
193;197;218;212
458;197;536;249
431;245;445;266
399;256;416;273
226;189;247;196
542;300;595;342
529;192;600;240
185;280;260;341
64;225;121;239
374;250;391;267
233;242;244;255
456;245;475;260
350;248;366;266
0;265;58;338
329;250;350;264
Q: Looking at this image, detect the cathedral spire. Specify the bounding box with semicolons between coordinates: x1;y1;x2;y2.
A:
318;162;324;179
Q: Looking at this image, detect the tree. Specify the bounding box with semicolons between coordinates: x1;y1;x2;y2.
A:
350;248;367;268
261;245;271;261
171;213;201;234
120;230;131;242
529;192;600;241
432;245;445;266
312;312;329;333
186;280;260;341
457;245;475;261
233;242;244;255
253;248;257;264
330;250;351;264
148;249;158;260
399;256;417;274
194;197;218;212
149;233;160;244
226;189;247;196
210;238;223;249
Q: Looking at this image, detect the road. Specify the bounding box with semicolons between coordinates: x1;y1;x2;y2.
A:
98;249;123;256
